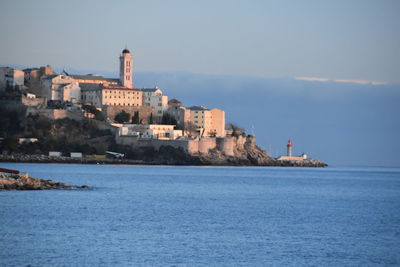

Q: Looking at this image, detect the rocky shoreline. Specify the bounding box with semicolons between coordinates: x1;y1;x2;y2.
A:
0;168;89;190
0;152;327;167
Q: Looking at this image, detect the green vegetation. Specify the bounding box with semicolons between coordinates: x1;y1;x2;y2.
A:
227;123;245;137
114;110;130;123
131;111;141;124
82;104;105;121
0;107;24;137
161;112;177;125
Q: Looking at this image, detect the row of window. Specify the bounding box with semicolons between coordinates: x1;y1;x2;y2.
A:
108;103;140;107
105;96;140;99
105;91;139;94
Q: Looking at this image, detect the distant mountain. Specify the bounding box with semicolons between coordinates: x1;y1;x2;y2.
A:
2;63;399;166
133;72;400;167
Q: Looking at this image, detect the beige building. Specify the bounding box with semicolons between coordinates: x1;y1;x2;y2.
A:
102;86;142;107
0;67;25;91
187;106;225;137
81;84;143;108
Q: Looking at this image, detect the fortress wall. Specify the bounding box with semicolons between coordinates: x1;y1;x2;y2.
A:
115;135;255;157
219;136;235;156
198;138;216;154
187;140;199;154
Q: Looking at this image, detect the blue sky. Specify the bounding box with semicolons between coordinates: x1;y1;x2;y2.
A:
1;0;399;83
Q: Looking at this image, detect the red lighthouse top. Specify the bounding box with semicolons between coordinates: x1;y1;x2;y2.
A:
287;140;292;147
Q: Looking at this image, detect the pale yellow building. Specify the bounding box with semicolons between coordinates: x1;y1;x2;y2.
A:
188;106;225;137
102;86;142;107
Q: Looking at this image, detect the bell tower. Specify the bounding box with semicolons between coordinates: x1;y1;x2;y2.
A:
119;48;133;88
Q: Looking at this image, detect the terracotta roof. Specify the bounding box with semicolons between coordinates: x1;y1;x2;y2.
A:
168;99;181;104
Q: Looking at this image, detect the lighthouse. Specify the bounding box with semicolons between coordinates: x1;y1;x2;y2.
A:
287;139;293;157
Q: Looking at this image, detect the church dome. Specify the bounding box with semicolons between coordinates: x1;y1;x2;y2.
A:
122;48;130;54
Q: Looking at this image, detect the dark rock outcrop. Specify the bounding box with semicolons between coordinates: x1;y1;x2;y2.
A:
0;173;89;190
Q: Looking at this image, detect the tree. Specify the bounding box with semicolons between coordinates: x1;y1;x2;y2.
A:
184;121;198;137
161;112;177;125
131;111;140;124
82;104;105;121
227;123;245;137
148;113;154;124
114;110;131;124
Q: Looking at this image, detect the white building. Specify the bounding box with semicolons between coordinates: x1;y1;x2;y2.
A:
141;87;168;118
0;67;24;91
119;124;182;140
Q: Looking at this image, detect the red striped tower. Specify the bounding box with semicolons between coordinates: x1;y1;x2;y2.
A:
287;139;293;157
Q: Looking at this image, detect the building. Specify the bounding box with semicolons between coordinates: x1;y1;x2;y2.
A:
70;74;119;86
166;99;190;129
0;67;25;91
277;140;308;161
102;86;142;107
141;87;168;118
187;106;225;137
120;48;134;88
23;65;56;97
41;74;81;103
118;124;183;140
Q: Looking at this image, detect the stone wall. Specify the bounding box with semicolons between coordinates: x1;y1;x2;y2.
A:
115;135;248;156
104;105;154;123
198;138;217;154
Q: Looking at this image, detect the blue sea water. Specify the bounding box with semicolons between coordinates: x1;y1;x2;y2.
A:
0;163;399;266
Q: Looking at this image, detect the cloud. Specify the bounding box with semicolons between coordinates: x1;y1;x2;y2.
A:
295;76;387;85
334;79;386;85
295;77;330;82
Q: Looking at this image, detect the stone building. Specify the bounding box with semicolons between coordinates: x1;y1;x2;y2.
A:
166;99;190;129
40;74;81;103
0;67;25;91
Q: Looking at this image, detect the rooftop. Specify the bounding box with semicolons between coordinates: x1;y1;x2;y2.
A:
188;105;209;111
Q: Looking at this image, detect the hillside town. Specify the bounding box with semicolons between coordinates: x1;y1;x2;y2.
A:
0;48;325;166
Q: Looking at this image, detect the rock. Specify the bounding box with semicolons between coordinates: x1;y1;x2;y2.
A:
0;172;89;190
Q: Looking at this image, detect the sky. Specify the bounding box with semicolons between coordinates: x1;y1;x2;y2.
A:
1;0;400;166
1;0;399;83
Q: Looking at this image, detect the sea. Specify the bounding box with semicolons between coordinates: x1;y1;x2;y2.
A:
0;163;399;266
